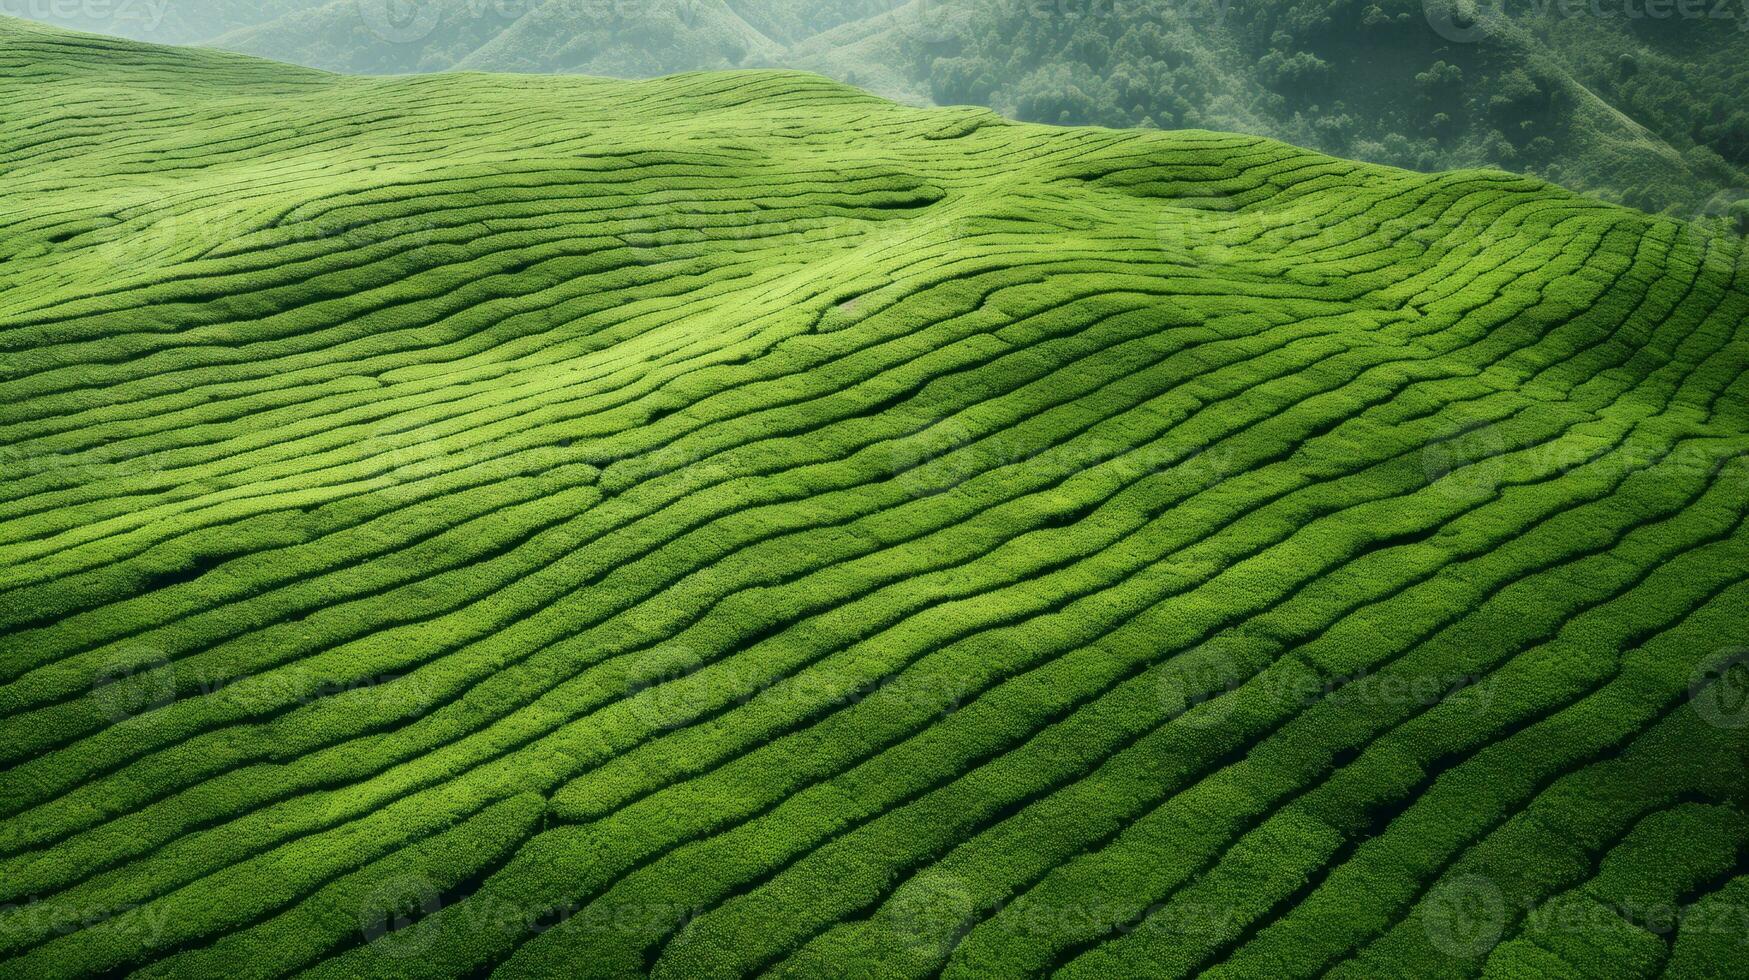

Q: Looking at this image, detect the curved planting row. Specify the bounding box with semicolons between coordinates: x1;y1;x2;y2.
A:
0;16;1745;980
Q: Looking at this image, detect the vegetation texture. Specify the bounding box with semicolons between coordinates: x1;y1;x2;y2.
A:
2;16;1749;979
16;0;1749;216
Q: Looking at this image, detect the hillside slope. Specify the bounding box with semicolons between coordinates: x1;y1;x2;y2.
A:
11;0;1746;215
2;17;1748;980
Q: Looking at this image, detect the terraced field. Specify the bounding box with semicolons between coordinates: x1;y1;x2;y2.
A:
2;16;1748;979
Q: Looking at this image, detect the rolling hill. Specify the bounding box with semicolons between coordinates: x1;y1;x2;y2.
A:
2;16;1748;980
9;0;1749;216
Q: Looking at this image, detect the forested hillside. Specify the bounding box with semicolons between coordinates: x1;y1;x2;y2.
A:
898;0;1749;215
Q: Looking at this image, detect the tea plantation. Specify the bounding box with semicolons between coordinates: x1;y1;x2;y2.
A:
0;17;1745;979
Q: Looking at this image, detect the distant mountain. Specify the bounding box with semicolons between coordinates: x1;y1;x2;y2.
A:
209;0;779;76
1;0;322;44
9;0;1746;216
725;0;905;45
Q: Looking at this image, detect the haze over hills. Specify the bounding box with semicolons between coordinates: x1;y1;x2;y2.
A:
217;0;792;77
2;15;1748;980
9;0;1748;217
